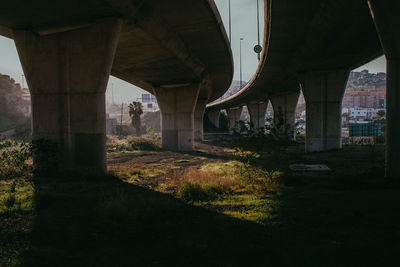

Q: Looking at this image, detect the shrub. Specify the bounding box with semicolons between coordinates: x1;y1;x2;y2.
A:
106;135;161;152
127;136;161;151
0;141;32;180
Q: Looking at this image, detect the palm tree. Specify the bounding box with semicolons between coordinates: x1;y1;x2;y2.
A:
128;101;143;136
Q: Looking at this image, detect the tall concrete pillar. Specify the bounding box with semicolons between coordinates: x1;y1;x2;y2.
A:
247;101;268;131
300;69;350;152
14;19;121;175
270;91;300;140
207;110;220;128
154;83;200;151
368;0;400;177
194;98;208;141
226;107;243;129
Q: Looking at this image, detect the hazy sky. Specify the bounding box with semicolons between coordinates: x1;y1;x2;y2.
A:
0;0;386;103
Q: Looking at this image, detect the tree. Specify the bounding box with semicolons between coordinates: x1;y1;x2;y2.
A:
128;101;143;136
377;110;385;118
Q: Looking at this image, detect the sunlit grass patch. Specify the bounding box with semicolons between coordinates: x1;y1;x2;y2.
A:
175;159;190;163
0;179;34;214
109;166;166;183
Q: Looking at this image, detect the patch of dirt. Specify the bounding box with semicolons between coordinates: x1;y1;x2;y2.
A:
107;141;233;189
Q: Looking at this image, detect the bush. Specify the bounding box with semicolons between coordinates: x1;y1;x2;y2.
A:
127;136;161;151
0;141;32;179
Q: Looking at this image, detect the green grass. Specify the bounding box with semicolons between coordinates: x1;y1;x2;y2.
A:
109;165;166;183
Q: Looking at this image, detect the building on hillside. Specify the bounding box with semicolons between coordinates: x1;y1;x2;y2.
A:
342;87;386;109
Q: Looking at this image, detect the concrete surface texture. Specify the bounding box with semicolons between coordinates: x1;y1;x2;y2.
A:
368;0;400;178
13;19;122;174
205;0;400;177
154;83;200;151
206;109;221;128
270;90;300;140
247;101;268;130
226;107;243;129
300;70;350;152
0;0;233;172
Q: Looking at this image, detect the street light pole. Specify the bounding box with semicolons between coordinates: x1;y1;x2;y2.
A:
229;0;231;44
240;38;243;88
256;0;260;61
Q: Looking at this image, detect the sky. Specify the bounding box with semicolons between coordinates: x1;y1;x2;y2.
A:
0;0;386;103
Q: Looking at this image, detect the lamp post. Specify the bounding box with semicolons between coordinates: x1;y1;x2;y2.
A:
256;0;260;61
228;0;231;44
240;38;244;88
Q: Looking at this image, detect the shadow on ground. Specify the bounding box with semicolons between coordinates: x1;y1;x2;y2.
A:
22;175;275;267
13;140;400;266
21;174;400;266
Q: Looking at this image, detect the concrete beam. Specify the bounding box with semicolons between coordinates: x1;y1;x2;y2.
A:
194;97;209;141
226;107;243;129
300;69;350;152
368;0;400;178
14;18;121;175
247;101;268;132
154;83;200;151
270;91;300;140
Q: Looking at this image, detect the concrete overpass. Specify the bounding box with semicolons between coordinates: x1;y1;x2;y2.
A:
206;0;400;177
0;0;233;174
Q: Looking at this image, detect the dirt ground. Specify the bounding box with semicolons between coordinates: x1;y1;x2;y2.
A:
107;139;234;189
107;134;387;189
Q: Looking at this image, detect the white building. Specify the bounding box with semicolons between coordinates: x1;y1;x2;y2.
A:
138;93;159;112
348;108;385;120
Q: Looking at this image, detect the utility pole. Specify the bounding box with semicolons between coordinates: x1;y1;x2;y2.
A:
120;103;124;138
21;74;25;88
229;0;232;44
240;38;244;88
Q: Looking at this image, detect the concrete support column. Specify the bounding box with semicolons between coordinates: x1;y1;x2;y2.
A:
154;83;200;151
226;107;243;129
300;69;350;152
270;91;300;140
247;101;268;131
194;98;208;141
207;110;220;128
14;19;121;175
368;0;400;177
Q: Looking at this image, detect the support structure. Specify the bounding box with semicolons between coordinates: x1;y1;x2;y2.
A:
226;107;243;129
207;110;220;129
194;98;208;141
247;101;268;131
154;83;200;151
14;19;121;175
368;0;400;178
300;69;350;152
270;91;300;140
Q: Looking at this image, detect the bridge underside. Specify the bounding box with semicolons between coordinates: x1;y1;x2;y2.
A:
206;0;400;177
0;0;233;174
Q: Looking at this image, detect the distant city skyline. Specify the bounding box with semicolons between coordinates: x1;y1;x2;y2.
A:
0;0;386;104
